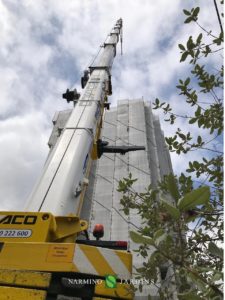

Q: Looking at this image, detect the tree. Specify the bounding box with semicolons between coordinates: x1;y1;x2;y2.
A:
118;3;223;299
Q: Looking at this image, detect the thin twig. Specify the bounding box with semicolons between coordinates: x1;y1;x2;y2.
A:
213;0;224;34
196;21;218;39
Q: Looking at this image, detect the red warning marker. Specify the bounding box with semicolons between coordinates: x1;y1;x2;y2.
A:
93;224;104;240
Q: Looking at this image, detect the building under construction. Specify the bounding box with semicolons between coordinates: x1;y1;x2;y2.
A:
48;98;173;298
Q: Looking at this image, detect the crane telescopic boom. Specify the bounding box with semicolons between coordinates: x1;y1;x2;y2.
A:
26;18;123;216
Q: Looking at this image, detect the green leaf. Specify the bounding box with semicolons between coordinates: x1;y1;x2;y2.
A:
190;50;194;58
153;229;167;246
197;136;202;144
165;174;180;201
179;133;186;140
193;7;200;17
178;290;202;300
187;36;194;50
177;186;210;211
195;106;201;116
183;9;191;16
153;229;164;240
180;52;189;62
178;44;186;51
196;33;203;44
130;231;154;245
184;17;193;24
193;161;200;169
185;77;190;85
189;117;197;124
161;198;180;220
213;37;222;45
198;118;204;127
208;242;223;259
149;250;160;264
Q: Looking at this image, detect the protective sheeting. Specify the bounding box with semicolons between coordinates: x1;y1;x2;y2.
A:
48;99;174;298
87;99;173;230
84;99;173;298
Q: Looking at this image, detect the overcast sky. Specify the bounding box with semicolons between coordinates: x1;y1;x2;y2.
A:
0;0;222;210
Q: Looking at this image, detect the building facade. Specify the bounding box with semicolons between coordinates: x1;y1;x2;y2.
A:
48;99;174;298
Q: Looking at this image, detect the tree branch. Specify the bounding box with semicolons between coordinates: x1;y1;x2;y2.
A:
213;0;224;34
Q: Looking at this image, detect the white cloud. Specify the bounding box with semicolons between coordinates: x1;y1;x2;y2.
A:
0;0;222;210
0;112;49;210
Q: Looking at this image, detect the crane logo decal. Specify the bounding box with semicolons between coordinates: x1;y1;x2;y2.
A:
0;215;37;225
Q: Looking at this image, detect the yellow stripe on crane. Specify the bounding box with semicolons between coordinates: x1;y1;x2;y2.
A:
77;244;115;275
100;246;132;279
73;244;132;279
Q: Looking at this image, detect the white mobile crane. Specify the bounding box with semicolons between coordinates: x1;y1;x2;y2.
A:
0;19;145;300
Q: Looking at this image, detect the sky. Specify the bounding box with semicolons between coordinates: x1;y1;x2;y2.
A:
0;0;223;210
